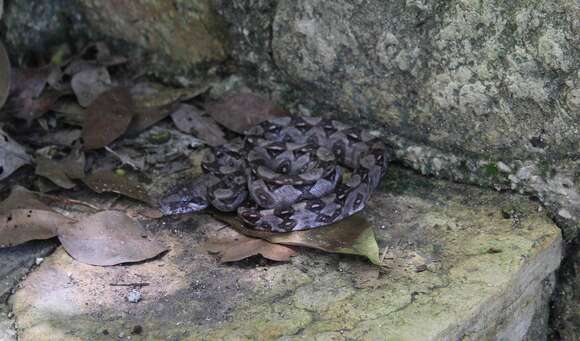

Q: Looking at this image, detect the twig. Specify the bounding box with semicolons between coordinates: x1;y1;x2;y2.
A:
109;283;150;288
42;194;102;211
105;146;141;170
379;246;390;264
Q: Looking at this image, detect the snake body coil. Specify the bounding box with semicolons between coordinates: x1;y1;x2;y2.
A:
160;116;389;232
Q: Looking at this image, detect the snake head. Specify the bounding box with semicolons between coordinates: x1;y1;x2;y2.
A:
159;189;208;215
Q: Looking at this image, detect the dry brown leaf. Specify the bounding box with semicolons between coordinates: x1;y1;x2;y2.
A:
0;186;51;211
83;170;151;204
71;66;112;107
35;156;76;189
0;39;11;110
126;104;175;135
213;213;380;264
51;98;87;126
82;87;135;150
38;129;82;146
35;148;85;189
58;210;167;266
204;234;297;262
206;92;287;133
170;104;226;146
0;209;74;248
130;82;209;108
0;127;32;181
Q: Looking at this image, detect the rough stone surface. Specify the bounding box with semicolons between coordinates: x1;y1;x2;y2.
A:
270;0;579;161
0;240;58;302
0;0;86;64
0;304;16;341
8;168;562;341
217;0;580;241
0;240;58;341
77;0;229;79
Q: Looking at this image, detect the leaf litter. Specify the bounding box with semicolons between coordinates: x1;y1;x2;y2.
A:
0;40;381;270
0;127;33;180
82;169;151;204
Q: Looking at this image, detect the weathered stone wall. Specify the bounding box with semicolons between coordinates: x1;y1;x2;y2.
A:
1;0;229;79
218;0;580;242
77;0;229;79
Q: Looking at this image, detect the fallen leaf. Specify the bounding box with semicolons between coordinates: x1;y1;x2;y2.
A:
38;129;82;146
51;98;87;126
10;65;52;100
13;89;63;123
82;87;135;150
7;65;63;124
58;210;167;266
0;127;32;180
83;170;151;204
213;213;380;264
0;40;11;109
170;104;226;146
71;66;112;107
0;209;74;248
130;82;209;108
35;156;76;189
204;234;297;262
0;186;69;247
126;104;175;135
206;92;287;133
35;147;85;189
0;186;52;211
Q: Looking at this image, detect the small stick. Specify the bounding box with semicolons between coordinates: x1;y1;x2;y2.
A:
379;246;390;264
109;283;150;288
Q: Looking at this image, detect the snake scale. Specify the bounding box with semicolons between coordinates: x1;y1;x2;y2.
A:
159;116;389;232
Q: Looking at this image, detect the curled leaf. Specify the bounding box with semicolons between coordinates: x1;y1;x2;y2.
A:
0;127;32;180
204;234;297;262
71;66;112;107
213;213;380;264
83;170;151;204
206;92;287;133
58;210;167;266
82;87;135;150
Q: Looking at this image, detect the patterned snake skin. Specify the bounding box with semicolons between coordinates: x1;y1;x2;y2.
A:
159;116;389;232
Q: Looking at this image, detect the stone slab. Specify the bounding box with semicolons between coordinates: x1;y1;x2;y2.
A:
0;239;58;341
8;168;562;340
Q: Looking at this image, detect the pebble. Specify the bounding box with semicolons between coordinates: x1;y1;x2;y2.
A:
35;257;44;265
127;289;142;303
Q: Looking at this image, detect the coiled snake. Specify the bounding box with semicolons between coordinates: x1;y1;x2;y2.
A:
159;116;389;232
